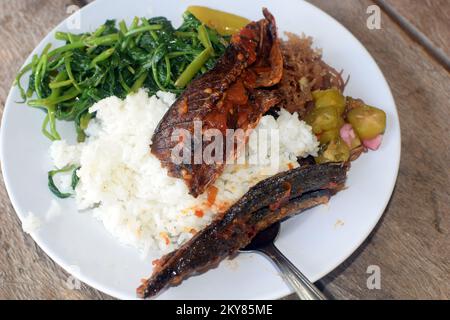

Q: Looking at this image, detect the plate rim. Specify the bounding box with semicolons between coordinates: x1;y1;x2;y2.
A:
0;0;401;300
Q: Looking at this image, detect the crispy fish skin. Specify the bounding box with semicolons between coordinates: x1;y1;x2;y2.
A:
150;9;283;198
137;162;348;298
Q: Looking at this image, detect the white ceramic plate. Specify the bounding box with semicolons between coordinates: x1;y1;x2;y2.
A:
0;0;400;299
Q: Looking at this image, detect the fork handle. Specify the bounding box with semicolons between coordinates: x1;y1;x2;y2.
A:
260;244;327;300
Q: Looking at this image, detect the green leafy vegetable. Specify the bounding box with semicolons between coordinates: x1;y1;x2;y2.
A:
16;12;229;142
71;166;81;190
48;165;79;198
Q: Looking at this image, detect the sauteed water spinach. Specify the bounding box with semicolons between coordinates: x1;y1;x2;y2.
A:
15;11;230;142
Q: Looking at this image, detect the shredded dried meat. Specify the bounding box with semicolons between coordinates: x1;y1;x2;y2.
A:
276;33;346;118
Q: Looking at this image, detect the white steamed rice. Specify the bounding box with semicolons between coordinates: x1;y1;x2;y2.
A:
50;89;319;254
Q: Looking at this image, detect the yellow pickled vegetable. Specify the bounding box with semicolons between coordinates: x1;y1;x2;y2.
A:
305;106;344;134
348;134;361;149
347;105;386;140
187;6;250;36
312;89;346;115
315;138;350;164
319;128;340;145
311;90;327;100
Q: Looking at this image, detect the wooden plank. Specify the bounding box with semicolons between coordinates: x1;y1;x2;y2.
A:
0;0;449;300
304;0;450;300
379;0;450;65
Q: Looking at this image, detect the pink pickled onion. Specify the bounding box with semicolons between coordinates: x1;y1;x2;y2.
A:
340;123;356;147
363;134;383;150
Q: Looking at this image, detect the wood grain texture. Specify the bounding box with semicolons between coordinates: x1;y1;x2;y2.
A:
0;0;449;300
383;0;450;58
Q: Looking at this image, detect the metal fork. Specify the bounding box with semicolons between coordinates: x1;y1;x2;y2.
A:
240;222;326;300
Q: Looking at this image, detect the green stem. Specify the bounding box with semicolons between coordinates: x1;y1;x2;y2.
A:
197;24;214;54
84;33;120;47
68;33;82;44
121;17;139;51
167;51;190;58
41;114;55;140
48;107;61;140
55;31;82;43
34;54;48;99
127;66;136;74
152;62;165;91
175;48;212;88
130;73;147;93
119;20;128;34
93;24;106;37
124;25;162;37
174;31;197;37
164;55;171;86
48;55;66;71
28;87;81;106
119;71;131;93
90;48;115;68
14;63;32;101
49;79;73;89
64;53;81;91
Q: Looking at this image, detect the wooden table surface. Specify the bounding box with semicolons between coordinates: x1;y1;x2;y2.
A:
0;0;449;300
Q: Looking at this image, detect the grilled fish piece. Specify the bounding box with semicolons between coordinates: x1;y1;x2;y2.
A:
151;8;283;198
137;162;348;298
